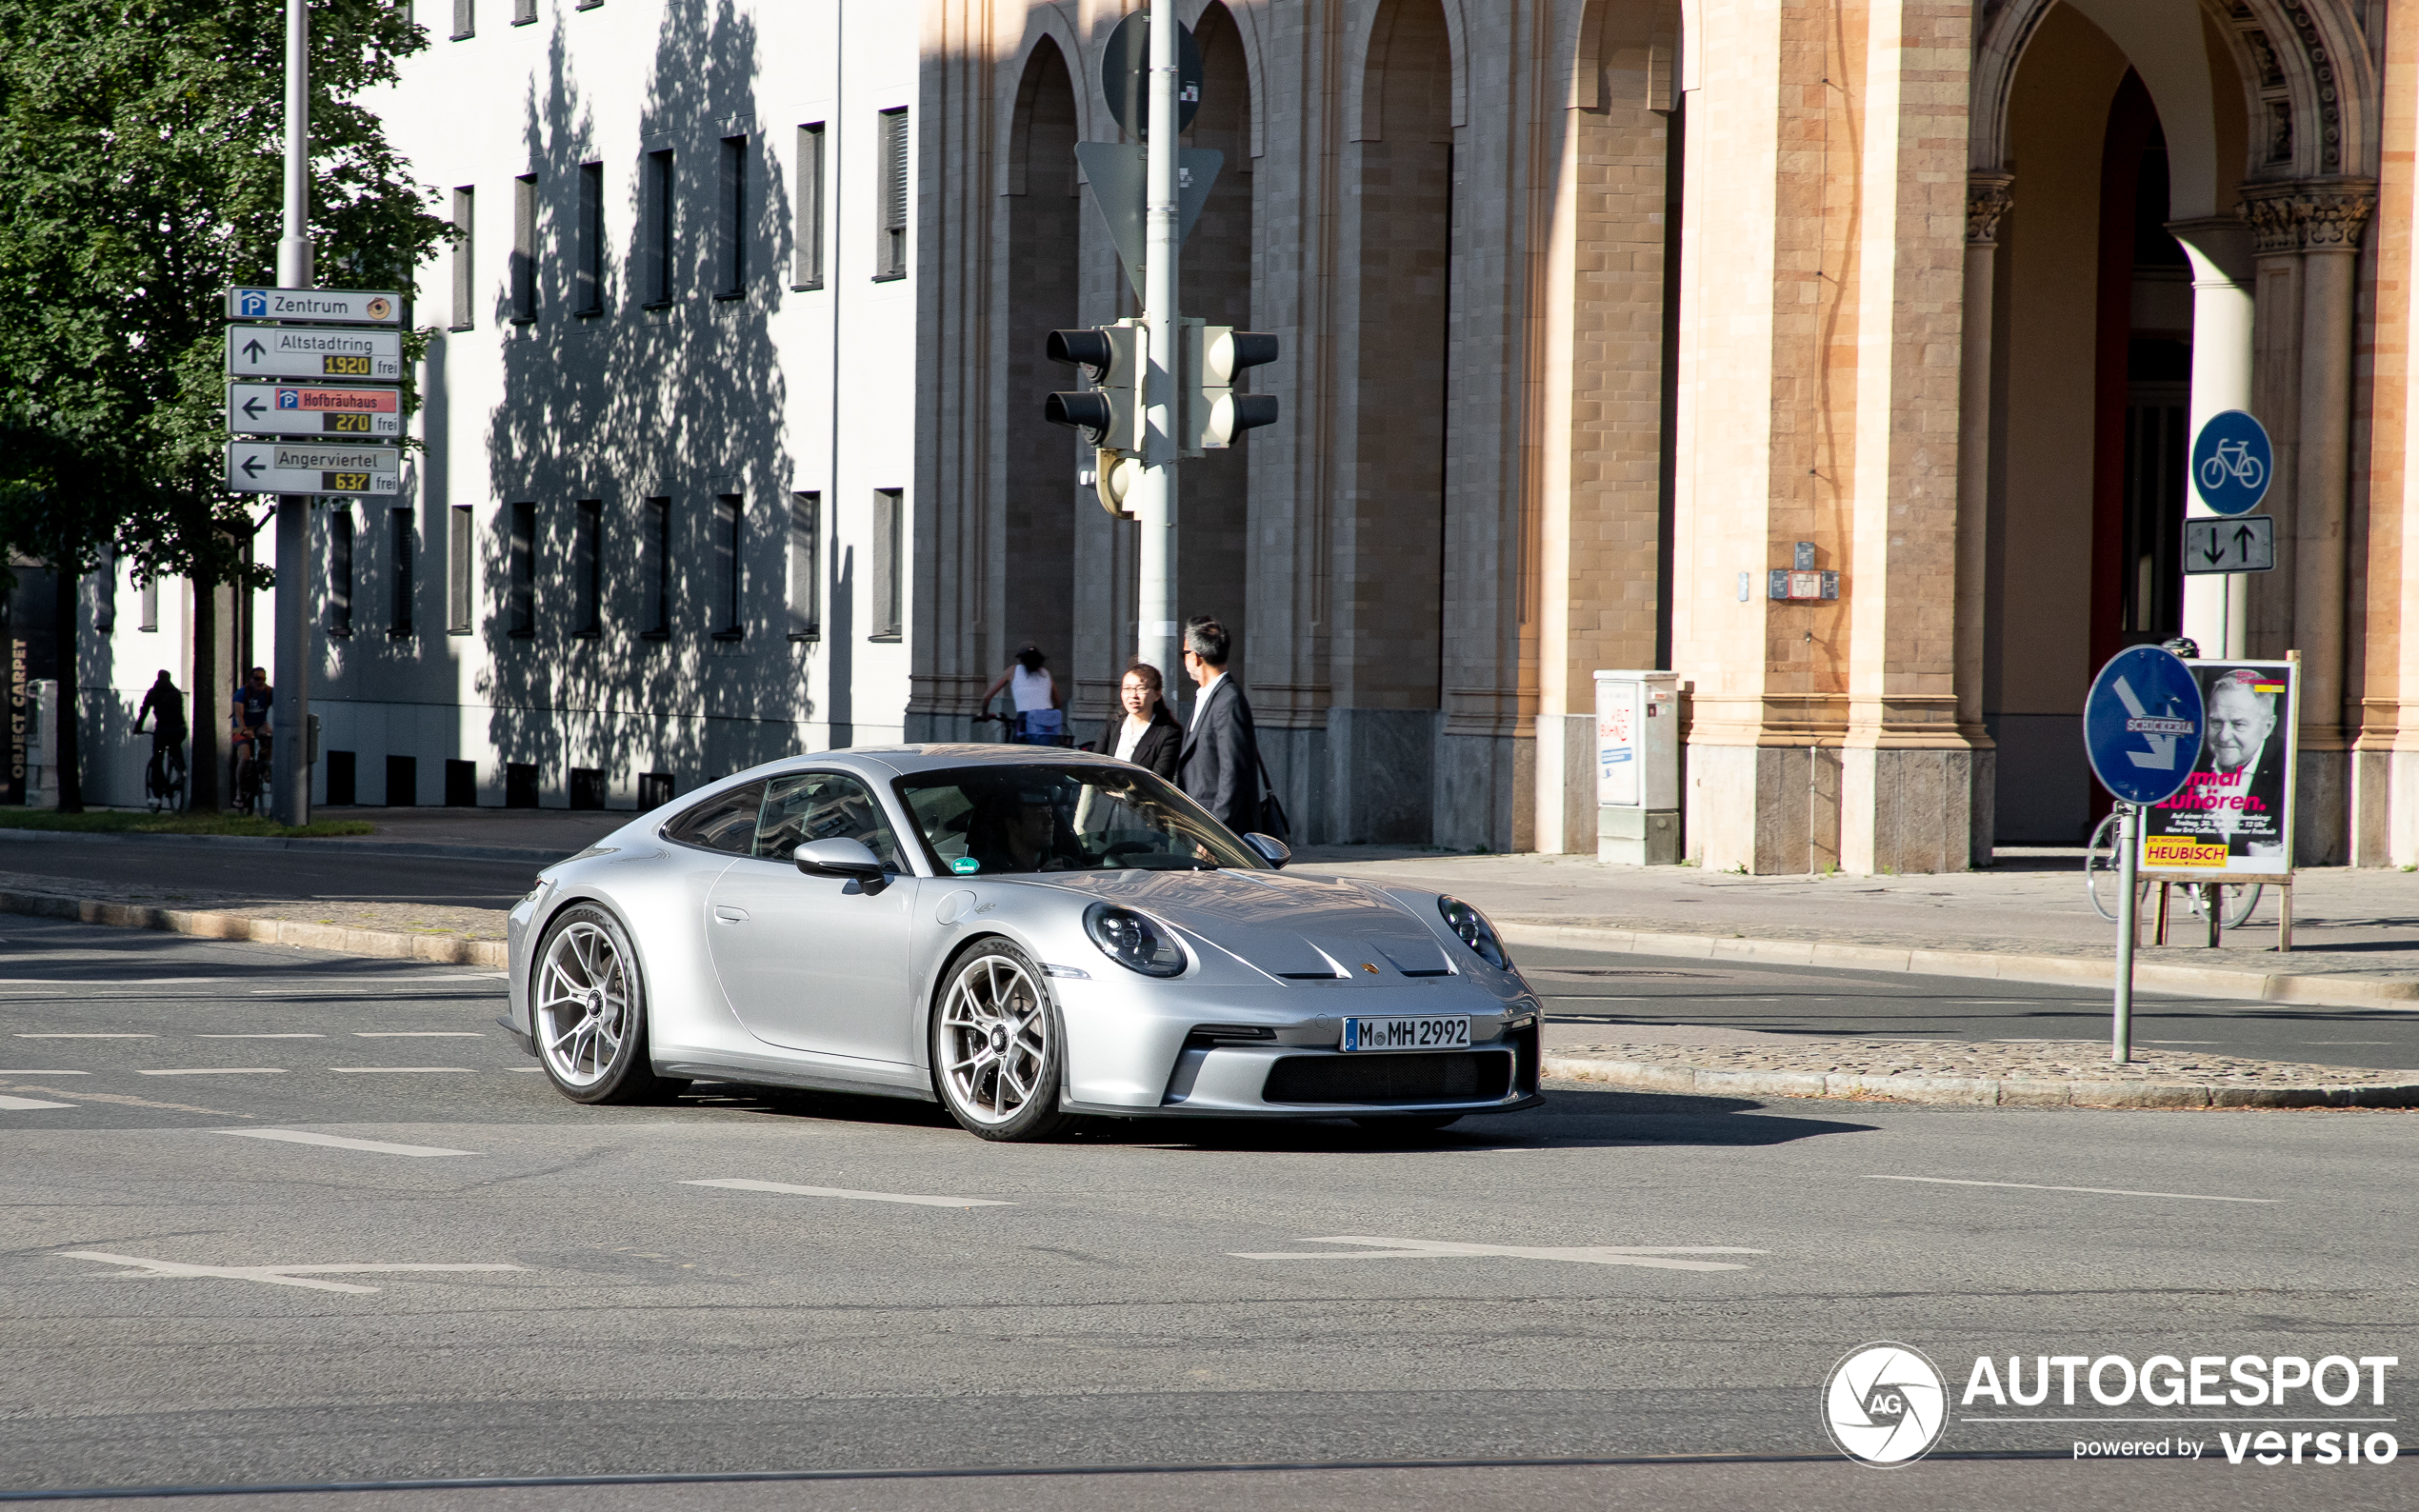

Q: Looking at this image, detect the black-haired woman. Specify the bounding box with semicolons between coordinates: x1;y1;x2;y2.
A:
1100;662;1181;781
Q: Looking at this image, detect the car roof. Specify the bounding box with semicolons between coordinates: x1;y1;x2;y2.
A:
719;744;1130;785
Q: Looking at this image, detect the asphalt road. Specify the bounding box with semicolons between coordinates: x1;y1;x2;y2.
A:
0;917;2410;1509
1516;943;2419;1071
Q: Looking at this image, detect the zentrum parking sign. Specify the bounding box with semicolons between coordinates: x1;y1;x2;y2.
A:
2084;646;2206;807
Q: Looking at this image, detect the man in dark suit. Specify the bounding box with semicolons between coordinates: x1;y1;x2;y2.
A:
1177;616;1261;835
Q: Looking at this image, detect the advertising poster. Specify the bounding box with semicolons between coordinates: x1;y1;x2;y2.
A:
2138;658;2297;876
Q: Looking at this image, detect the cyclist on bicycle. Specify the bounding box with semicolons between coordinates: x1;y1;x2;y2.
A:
977;643;1069;746
134;671;188;799
230;665;272;778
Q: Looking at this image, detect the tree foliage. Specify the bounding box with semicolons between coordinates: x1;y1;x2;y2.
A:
0;0;449;586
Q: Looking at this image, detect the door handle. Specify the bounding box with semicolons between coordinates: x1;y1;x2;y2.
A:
714;905;750;923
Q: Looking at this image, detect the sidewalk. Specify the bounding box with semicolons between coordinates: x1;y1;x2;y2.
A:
1292;847;2419;1010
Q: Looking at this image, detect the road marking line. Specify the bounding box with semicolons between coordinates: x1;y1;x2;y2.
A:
327;1066;476;1074
216;1128;476;1158
353;1032;486;1038
16;1033;154;1039
55;1250;525;1295
0;1068;88;1074
1229;1236;1763;1270
135;1067;288;1076
682;1178;1013;1209
504;1066;546;1073
197;1033;325;1039
1864;1175;2281;1204
0;1094;75;1110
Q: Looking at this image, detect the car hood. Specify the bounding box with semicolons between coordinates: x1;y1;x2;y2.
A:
1014;868;1455;981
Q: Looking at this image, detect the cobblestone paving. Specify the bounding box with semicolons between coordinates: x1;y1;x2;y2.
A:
1551;1039;2419;1086
0;868;510;942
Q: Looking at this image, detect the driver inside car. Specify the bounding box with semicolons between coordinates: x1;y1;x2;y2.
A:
965;786;1078;874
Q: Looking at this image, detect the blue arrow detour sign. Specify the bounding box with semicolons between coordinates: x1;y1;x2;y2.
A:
2083;646;2206;807
2190;408;2271;517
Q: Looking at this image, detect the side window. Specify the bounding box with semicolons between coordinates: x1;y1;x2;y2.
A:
756;771;902;871
662;781;766;854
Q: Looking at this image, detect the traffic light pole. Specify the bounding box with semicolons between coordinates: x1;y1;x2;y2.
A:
271;0;312;826
1131;0;1182;682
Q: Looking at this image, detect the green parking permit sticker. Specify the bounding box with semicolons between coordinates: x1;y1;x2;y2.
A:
950;857;980;874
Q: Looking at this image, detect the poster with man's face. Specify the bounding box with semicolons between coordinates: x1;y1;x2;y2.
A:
2138;659;2295;876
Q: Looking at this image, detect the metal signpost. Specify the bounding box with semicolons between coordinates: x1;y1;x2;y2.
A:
2184;516;2275;575
226;324;404;382
224;442;402;496
2081;646;2206;1063
2189;408;2272;516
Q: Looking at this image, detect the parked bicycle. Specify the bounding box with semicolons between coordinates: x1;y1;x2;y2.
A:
2084;810;2261;926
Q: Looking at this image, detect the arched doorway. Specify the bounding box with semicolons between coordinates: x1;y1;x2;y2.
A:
1002;38;1080;681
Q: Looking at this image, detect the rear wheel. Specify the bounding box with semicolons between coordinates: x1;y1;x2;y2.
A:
533;904;671;1104
930;939;1075;1142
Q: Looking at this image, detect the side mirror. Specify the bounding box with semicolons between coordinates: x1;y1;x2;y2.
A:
795;837;890;894
1243;832;1290;868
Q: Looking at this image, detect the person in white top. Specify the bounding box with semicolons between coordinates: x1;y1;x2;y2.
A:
979;643;1068;745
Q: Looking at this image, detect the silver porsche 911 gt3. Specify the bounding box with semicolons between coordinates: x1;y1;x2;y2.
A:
504;745;1543;1141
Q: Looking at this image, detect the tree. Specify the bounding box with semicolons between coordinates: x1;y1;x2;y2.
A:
0;0;447;810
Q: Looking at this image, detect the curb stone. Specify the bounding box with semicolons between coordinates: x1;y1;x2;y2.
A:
0;827;568;866
1541;1054;2419;1109
0;888;508;968
1496;921;2419;1012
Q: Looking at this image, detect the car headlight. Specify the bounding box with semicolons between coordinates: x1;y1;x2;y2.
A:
1084;903;1187;978
1437;895;1509;969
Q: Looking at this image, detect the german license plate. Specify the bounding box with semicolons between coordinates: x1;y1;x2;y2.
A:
1341;1015;1470;1052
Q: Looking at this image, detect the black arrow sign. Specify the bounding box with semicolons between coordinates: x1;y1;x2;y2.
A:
240;396;265;419
241;338;266;362
2202;531;2226;567
239;454;265;478
2234;525;2256;558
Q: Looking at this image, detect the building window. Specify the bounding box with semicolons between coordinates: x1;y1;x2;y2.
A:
717;134;747;297
510;173;537;323
712;495;743;640
510;0;534;22
871;487;903;639
389;507;413;637
509;500;534;637
572;499;602;636
92;555;115;634
450;187;475;329
793;124;825;289
789;492;820;640
448;505;472;632
329;511;354;637
644;149;674;306
138;572;159;632
874;108;909;281
575;162;604;315
641;497;670;637
451;0;472;39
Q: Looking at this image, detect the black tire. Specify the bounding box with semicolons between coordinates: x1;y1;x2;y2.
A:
531;904;672;1105
930;936;1076;1142
1352;1114;1465;1134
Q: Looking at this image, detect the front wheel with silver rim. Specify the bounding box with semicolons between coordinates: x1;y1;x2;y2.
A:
533;904;670;1104
930;939;1074;1142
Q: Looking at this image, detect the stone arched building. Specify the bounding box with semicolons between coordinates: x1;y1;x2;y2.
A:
902;0;2417;872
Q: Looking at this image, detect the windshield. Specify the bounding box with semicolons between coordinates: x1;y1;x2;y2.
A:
894;763;1268;877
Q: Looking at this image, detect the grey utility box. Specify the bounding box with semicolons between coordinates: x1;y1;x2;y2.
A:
1595;669;1680;865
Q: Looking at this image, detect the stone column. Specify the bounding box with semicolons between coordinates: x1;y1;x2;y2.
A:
2240;179;2375;865
2166;216;2256;659
1957;172;2011;866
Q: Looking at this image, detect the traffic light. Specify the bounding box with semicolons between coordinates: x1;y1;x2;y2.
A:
1182;325;1280;453
1043;321;1143;456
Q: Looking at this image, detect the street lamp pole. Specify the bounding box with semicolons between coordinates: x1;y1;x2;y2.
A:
272;0;312;826
1130;0;1181;681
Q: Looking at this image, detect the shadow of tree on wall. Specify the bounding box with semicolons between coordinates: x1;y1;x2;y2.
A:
479;2;805;806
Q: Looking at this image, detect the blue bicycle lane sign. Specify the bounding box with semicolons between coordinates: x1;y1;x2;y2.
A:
2190;409;2271;516
2083;646;2205;807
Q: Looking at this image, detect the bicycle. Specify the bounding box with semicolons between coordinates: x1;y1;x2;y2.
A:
2085;810;2261;927
973;708;1073;747
2197;439;2266;495
231;729;272;816
144;741;189;814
